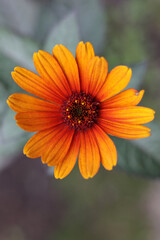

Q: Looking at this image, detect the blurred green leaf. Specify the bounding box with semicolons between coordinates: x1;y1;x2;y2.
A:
0;0;41;37
0;0;107;54
0;109;30;170
0;27;39;169
0;27;39;70
75;0;107;53
0;54;19;90
0;82;30;170
38;0;106;53
0;82;7;116
114;121;160;177
127;61;148;89
44;12;80;55
35;0;69;42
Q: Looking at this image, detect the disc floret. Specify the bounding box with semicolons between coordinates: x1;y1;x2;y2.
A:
62;92;100;130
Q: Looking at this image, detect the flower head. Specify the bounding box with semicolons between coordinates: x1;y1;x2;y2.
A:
7;42;155;179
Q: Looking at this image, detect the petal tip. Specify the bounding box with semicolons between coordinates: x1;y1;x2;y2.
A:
33;52;38;60
77;41;84;46
14;66;22;73
127;67;132;77
6;98;10;106
11;71;16;80
54;172;63;179
23;148;27;155
137;89;145;96
13;67;18;72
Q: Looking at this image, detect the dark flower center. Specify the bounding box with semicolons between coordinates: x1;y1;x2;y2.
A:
61;92;100;130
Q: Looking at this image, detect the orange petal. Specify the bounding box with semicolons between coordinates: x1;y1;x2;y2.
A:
78;129;100;179
23;125;63;158
11;67;62;104
100;106;155;124
85;56;108;96
92;124;117;170
98;119;151;139
54;131;80;179
33;50;71;98
15;111;62;132
52;44;80;92
97;66;132;101
7;93;60;112
41;127;74;166
76;41;95;91
101;89;144;108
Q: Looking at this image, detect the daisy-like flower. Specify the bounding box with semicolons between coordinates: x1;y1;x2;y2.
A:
7;42;155;179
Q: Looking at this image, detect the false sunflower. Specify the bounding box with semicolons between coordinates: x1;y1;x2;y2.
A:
7;42;155;179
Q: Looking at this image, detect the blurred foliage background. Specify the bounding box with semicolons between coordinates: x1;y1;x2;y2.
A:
0;0;160;239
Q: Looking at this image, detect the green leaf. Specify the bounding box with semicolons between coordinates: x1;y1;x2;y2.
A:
0;81;30;170
40;0;106;53
0;0;107;53
0;54;19;90
0;82;7;117
0;27;37;168
0;0;41;38
0;109;31;171
75;0;107;53
35;0;68;42
44;12;80;55
0;27;39;71
114;121;160;178
127;61;148;89
0;27;40;94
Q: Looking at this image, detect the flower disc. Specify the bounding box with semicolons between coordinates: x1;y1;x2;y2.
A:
61;92;100;130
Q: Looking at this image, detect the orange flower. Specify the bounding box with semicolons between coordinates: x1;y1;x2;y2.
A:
7;42;155;179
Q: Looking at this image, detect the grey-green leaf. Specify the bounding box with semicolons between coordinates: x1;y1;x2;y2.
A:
0;109;31;171
44;12;80;55
114;121;160;178
75;0;107;53
128;61;148;89
0;0;41;37
40;0;106;53
0;27;39;70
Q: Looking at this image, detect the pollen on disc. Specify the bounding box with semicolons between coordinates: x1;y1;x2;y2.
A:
61;92;100;130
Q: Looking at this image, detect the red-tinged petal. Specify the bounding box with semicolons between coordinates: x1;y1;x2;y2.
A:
23;125;63;158
78;129;100;179
42;127;75;166
97;66;132;101
33;50;71;98
92;124;117;169
101;89;144;108
15;111;62;132
7;93;60;112
98;119;151;139
100;106;155;124
54;131;80;179
76;41;95;91
11;67;62;104
86;57;108;96
52;44;80;92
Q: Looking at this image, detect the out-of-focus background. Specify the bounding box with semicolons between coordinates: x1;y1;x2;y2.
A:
0;0;160;239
